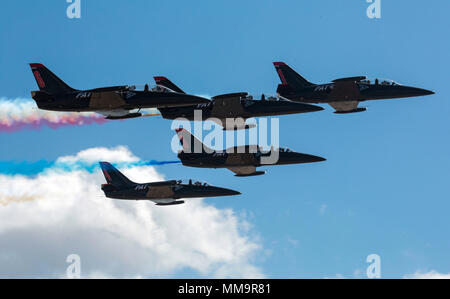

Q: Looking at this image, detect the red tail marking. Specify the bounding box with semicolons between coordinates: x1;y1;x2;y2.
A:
103;169;112;182
277;69;287;84
33;71;46;88
30;63;45;69
154;76;168;82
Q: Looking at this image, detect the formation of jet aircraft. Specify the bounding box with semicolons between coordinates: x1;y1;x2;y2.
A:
29;62;434;205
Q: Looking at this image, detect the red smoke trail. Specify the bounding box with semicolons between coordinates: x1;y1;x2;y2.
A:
0;98;108;132
0;115;107;132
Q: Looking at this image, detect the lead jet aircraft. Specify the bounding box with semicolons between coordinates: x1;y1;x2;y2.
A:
99;162;240;206
29;64;210;120
154;76;323;130
273;62;434;114
175;128;326;177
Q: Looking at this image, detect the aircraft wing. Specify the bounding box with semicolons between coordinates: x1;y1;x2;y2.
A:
328;80;366;114
227;166;265;177
96;109;142;120
96;109;160;120
329;101;366;114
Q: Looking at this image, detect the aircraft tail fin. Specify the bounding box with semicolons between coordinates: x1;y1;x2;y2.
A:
29;63;77;95
154;76;185;94
99;162;135;188
273;62;315;90
175;128;212;153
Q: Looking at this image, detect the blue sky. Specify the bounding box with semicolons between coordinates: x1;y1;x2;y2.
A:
1;0;449;278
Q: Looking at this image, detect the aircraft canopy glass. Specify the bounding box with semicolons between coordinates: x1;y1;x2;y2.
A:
279;147;293;152
176;179;210;186
359;79;402;86
257;146;292;153
124;84;176;93
241;94;287;102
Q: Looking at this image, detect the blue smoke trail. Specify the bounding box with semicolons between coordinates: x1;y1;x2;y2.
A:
0;160;181;176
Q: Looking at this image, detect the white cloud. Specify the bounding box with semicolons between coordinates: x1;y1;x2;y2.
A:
404;271;450;279
0;146;263;278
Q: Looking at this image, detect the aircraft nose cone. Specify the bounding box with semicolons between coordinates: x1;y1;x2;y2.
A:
300;153;327;163
277;152;326;164
409;87;435;97
419;88;435;96
218;188;241;196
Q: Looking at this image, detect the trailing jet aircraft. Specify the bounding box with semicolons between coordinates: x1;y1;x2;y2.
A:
154;76;323;130
175;128;326;177
99;162;240;206
273;62;434;114
29;64;210;120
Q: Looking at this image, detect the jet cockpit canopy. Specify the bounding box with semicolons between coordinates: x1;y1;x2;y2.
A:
360;78;402;86
123;84;177;93
279;147;293;153
176;179;210;186
152;84;176;93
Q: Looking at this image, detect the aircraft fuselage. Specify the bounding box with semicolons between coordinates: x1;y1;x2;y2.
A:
178;147;326;169
102;181;240;201
31;88;210;113
158;92;323;121
277;81;434;104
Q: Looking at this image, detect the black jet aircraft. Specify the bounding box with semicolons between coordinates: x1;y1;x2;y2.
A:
175;128;326;176
99;162;240;206
273;62;434;114
153;76;323;130
29;64;210;120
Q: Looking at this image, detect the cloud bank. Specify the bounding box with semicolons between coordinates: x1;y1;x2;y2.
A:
0;146;263;278
403;271;450;279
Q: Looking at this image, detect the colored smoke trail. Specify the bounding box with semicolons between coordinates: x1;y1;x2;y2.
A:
0;97;107;132
0;160;181;176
